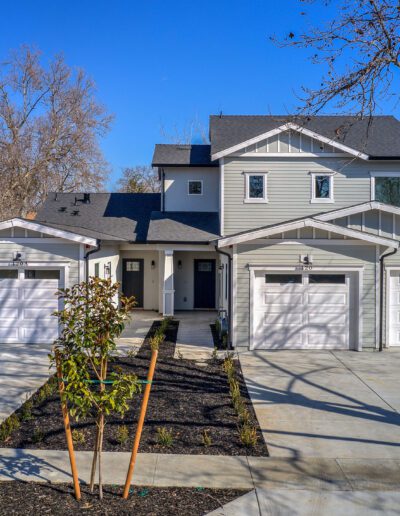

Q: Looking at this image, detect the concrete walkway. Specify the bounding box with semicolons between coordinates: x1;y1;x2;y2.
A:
0;344;52;424
116;310;161;355
174;311;216;360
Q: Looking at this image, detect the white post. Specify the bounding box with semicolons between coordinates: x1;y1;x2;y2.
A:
162;250;174;316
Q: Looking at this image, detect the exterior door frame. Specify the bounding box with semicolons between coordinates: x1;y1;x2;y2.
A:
193;258;216;309
122;258;144;308
248;265;364;351
385;267;400;347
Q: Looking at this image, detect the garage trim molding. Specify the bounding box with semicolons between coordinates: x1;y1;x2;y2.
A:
248;265;364;352
384;266;400;348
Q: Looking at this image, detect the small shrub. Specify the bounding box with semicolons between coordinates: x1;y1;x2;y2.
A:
37;378;57;403
202;429;212;447
72;429;86;444
210;347;219;362
32;428;45;443
237;405;251;425
229;379;241;401
20;396;34;421
222;354;235;377
116;424;129;445
239;424;258;448
126;347;139;359
0;414;20;442
156;427;173;447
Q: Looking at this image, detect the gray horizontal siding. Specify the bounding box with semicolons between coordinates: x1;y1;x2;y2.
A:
234;242;377;350
224;157;400;235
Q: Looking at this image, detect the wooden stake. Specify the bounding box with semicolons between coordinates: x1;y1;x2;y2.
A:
122;349;158;499
55;350;81;501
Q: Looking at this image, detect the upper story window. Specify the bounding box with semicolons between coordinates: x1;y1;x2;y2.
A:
310;172;334;203
371;172;400;206
188;180;202;195
244;173;268;203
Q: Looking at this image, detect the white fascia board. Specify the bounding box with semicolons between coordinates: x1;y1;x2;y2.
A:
315;201;400;221
217;217;399;248
211;122;369;161
0;218;97;246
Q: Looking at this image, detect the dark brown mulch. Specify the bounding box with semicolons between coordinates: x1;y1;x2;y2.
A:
0;481;248;515
1;318;268;456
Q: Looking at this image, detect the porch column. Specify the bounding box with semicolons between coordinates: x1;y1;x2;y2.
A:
162;250;174;316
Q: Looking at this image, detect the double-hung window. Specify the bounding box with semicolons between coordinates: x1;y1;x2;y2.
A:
244;173;268;203
371;172;400;206
310;172;334;203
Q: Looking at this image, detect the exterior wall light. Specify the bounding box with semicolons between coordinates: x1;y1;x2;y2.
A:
178;259;183;269
151;260;156;269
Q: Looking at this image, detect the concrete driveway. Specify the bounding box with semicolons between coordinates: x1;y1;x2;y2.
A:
0;343;52;423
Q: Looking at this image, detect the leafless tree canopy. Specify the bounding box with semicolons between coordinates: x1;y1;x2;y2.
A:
0;46;112;219
273;0;400;116
116;165;160;193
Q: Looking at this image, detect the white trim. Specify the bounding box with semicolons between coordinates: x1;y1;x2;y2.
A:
187;179;203;196
232;245;237;349
244;172;269;203
315;201;400;221
118;244;214;252
220;158;225;236
310;171;335;204
211;122;369;161
234;152;349;158
0;238;82;244
217;218;399;248
79;244;85;282
0;218;97;246
370;171;400;203
248;239;379;246
248;265;363;351
375;246;380;349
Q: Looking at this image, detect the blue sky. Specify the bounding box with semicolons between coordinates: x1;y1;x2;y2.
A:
0;0;367;188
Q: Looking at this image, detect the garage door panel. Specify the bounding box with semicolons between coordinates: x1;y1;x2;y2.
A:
22;288;58;301
254;330;305;349
263;293;303;305
263;313;304;325
0;288;19;301
23;308;58;321
306;313;347;325
307;293;347;305
0;327;19;339
307;333;347;347
0;308;19;319
20;327;58;342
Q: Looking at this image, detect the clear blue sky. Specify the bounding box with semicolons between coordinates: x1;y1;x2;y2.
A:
0;0;370;188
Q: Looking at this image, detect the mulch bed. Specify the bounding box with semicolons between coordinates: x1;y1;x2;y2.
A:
0;481;248;515
1;318;268;456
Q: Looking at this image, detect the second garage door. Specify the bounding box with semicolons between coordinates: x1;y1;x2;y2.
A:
252;272;351;350
0;269;60;344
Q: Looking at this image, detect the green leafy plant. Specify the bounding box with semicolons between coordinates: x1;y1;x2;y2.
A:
72;429;86;444
202;429;212;447
239;424;259;448
210;347;219;362
126;347;139;359
156;426;174;447
20;396;34;421
32;428;44;443
0;414;20;442
50;277;141;499
116;424;129;445
37;378;57;402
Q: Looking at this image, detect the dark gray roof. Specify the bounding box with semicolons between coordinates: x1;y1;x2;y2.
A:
152;144;216;166
148;211;220;242
36;192;161;242
209;115;400;158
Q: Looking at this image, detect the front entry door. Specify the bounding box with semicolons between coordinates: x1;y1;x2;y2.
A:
122;259;144;308
194;259;216;309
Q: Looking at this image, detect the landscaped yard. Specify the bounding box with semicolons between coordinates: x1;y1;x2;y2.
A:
0;481;248;515
0;318;268;457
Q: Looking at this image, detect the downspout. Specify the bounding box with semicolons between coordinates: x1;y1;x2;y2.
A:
215;244;233;349
379;246;398;352
84;240;101;281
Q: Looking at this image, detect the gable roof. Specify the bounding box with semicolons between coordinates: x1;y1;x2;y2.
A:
217;217;399;248
152;144;216;167
147;211;220;242
36;192;161;242
0;218;97;246
209;115;400;161
315;201;400;221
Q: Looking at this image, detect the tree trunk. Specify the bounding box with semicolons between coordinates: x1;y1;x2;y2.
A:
89;422;100;492
98;413;105;500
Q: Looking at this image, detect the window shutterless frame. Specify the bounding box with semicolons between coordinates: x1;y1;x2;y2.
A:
188;180;203;195
244;172;269;203
370;171;400;203
310;171;335;203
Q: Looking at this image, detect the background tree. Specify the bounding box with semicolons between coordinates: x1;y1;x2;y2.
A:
273;0;400;117
0;46;112;220
51;278;140;499
116;165;160;193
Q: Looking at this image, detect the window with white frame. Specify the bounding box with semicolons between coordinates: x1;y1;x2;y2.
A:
244;173;268;203
310;172;334;203
370;172;400;206
188;180;202;195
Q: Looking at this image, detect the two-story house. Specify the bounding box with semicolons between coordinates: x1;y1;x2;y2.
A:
2;115;400;352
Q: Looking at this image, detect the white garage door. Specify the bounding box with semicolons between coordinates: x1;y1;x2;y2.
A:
388;271;400;346
253;272;350;350
0;269;60;344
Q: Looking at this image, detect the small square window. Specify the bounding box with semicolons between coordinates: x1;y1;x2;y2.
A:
188;180;202;195
311;173;334;203
126;261;140;272
245;173;268;203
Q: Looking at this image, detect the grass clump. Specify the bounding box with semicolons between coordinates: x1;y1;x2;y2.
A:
0;414;20;442
116;424;130;445
32;428;45;443
202;429;212;447
156;426;174;447
72;429;86;444
239;424;259;448
20;396;34;421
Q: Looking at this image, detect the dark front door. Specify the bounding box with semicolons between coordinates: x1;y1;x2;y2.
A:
194;259;216;309
122;259;144;308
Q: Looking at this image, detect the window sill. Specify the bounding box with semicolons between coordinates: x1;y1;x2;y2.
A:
310;199;334;204
243;198;269;204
